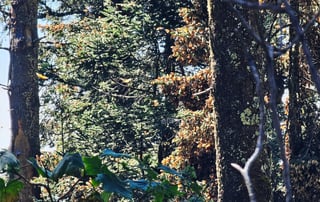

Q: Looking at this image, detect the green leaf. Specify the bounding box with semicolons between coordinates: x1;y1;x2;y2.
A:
82;156;102;176
52;153;84;181
101;149;131;158
27;158;52;178
145;167;158;180
0;150;19;173
190;182;202;195
95;172;132;199
101;191;112;202
0;178;24;202
4;180;24;195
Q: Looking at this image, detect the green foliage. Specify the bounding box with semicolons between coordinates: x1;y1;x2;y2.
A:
96;173;132;199
82;156;102;176
0;150;23;201
28;149;203;201
39;0;178;159
0;150;20;173
28;157;52;178
0;178;24;202
51;153;84;181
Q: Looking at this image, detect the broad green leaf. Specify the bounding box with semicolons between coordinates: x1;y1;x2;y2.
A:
27;158;52;178
95;172;132;199
151;180;182;201
52;153;84;181
101;191;112;202
0;150;19;173
82;156;102;176
101;149;131;158
0;178;23;202
3;180;24;195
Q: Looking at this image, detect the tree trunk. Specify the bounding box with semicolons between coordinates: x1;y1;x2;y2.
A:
212;1;271;201
288;0;302;159
9;0;40;201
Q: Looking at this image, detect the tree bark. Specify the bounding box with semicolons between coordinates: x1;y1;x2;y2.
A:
212;1;271;201
9;0;40;201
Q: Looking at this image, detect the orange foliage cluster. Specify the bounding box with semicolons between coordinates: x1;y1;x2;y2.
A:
161;95;216;200
155;66;216;199
170;8;208;65
153;68;212;110
161;95;214;173
39;23;71;33
155;68;215;178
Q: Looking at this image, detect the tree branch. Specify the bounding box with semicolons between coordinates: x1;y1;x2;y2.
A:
57;178;81;201
193;87;213;96
0;47;9;51
231;53;266;202
13;171;54;202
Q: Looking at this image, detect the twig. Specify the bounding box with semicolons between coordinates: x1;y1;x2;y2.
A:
192;87;212;96
0;47;9;51
0;83;9;90
13;171;55;202
281;0;320;93
231;53;266;202
228;5;263;44
57;178;81;201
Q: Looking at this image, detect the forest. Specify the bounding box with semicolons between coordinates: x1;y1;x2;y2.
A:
0;0;319;201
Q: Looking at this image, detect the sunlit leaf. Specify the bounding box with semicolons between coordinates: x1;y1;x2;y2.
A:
82;156;102;176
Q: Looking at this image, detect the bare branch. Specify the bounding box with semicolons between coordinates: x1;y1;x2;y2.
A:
280;0;320;92
228;4;263;44
193;87;213;96
0;83;9;90
231;53;266;202
0;47;9;51
57;178;81;201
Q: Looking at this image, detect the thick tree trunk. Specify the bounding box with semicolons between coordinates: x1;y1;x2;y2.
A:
9;0;40;201
212;1;271;201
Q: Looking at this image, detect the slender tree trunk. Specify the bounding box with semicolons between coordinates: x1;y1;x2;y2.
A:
206;0;223;200
288;0;302;159
9;0;40;201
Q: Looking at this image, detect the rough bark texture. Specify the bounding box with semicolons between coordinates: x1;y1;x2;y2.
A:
9;0;40;201
212;1;270;201
288;0;302;159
